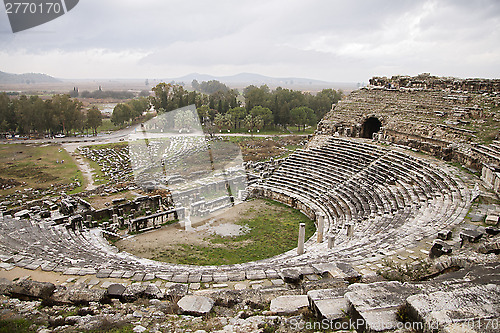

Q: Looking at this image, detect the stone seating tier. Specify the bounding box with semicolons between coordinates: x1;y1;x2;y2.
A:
0;137;470;282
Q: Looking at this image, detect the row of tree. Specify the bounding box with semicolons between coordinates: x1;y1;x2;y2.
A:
0;93;102;136
141;81;343;131
110;97;150;126
69;88;149;99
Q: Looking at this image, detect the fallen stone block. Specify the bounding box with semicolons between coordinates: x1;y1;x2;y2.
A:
270;295;309;315
344;281;421;332
144;284;164;299
122;284;148;302
107;284;126;298
478;241;500;255
9;279;55;300
307;288;348;321
166;283;188;302
429;240;453;258
177;295;214;316
68;287;108;305
0;278;13;295
406;284;500;333
280;268;303;284
485;214;499;226
437;229;452;240
336;262;362;283
460;229;483;243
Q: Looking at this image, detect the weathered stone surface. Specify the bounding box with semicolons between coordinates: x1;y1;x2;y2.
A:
68;287;107;304
407;284;500;333
460;229;483;243
307;288;348;321
122;284;148;302
107;284;126;298
485;215;499;226
246;270;266;280
270;295;309;315
336;263;361;283
0;278;13;294
144;284;164;299
49;285;107;305
177;295;214;316
345;281;421;332
171;273;189;283
437;229;452;240
430;240;453;258
96;269;112;278
227;271;245;281
165;284;188;301
9;279;55;300
280;268;302;284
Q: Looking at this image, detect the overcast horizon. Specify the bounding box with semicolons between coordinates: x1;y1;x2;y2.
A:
0;0;499;83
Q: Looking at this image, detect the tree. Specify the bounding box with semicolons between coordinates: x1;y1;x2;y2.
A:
150;82;201;113
128;97;150;119
86;106;102;135
0;93;16;132
290;107;310;131
150;82;173;112
111;103;132;126
214;113;234;131
51;94;83;134
244;114;264;137
244;85;270;111
250;106;273;128
227;107;247;129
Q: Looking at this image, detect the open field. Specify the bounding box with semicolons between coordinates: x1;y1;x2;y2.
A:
0;144;83;197
116;198;315;265
228;135;308;162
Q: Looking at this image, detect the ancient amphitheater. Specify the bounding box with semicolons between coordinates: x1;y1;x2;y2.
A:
0;74;499;332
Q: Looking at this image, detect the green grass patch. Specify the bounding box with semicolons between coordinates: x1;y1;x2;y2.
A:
0;144;83;196
153;199;315;265
0;318;37;333
97;118;125;133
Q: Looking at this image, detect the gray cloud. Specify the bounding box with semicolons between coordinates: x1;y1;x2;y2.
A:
0;0;498;82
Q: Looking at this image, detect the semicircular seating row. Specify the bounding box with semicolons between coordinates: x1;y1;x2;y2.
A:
0;137;470;281
251;137;470;262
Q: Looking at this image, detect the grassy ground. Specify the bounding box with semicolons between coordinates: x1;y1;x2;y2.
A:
97;118;124;133
0;144;83;196
216;124;316;136
152;199;315;265
226;136;307;162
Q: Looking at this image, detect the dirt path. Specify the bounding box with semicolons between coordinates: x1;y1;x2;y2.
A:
71;152;97;191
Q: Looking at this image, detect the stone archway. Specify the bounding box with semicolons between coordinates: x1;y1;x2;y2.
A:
360;116;382;139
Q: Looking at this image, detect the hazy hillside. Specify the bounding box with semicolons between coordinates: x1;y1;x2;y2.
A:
173;72;357;90
0;71;60;84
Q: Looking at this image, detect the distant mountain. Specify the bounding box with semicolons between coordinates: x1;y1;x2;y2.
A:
172;72;355;89
0;71;60;84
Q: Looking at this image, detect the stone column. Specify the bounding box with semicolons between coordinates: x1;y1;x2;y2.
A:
297;223;306;255
328;235;335;249
317;215;324;243
112;214;118;224
347;224;353;237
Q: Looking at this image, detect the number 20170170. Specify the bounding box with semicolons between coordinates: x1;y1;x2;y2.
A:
5;2;62;14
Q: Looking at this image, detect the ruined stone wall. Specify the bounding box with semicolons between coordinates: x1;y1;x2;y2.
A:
316;74;500;194
369;73;500;93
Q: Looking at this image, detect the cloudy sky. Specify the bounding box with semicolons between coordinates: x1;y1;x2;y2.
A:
0;0;499;82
